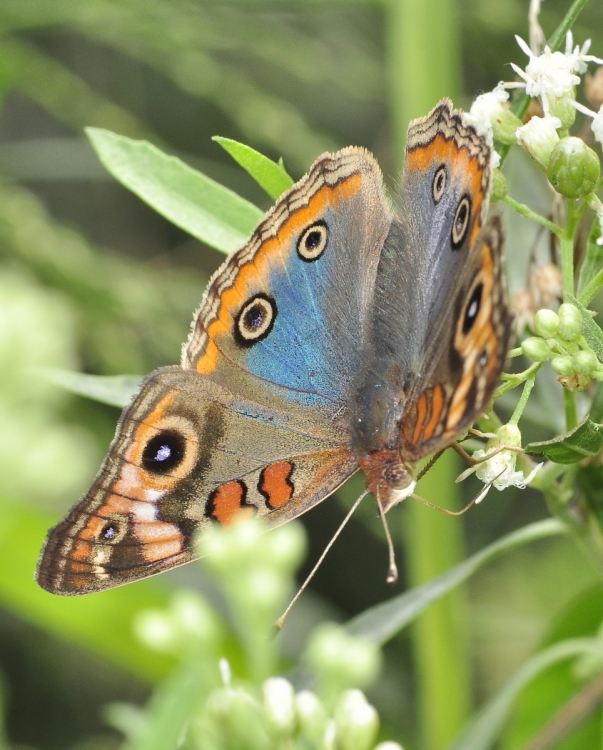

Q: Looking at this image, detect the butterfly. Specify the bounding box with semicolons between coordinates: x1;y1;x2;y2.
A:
37;99;513;595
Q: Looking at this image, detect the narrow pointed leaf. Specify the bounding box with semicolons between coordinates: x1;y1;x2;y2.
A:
86;128;262;254
567;293;603;361
41;368;142;408
346;519;565;644
213;137;294;200
447;638;603;750
526;414;603;463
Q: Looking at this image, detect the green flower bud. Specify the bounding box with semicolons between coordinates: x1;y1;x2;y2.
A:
496;423;522;448
551;355;574;376
548;95;577;130
334;690;379;750
490;109;524;145
171;589;221;647
261;521;307;574
558;303;583;341
304;623;382;692
133;609;177;653
491;169;508;203
547;137;600;199
521;336;552;362
572;350;598;375
295;690;327;744
534;308;560;338
262;677;296;737
205;688;267;747
516;115;561;169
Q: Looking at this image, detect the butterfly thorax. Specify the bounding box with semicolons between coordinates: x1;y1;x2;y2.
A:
351;366;416;512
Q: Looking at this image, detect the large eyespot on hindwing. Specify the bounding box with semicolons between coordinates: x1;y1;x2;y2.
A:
432;165;447;203
462;282;483;335
234;293;277;347
451;195;471;249
297;220;329;262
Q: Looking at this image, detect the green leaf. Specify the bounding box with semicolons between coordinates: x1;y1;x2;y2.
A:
566;293;603;361
447;638;603;750
577;216;603;297
213;137;294;200
126;655;216;750
525;415;603;464
0;498;174;682
347;519;566;645
500;587;603;750
86;128;262;254
41;368;142;407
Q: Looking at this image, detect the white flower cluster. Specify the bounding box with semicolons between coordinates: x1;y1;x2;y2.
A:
467;31;603;157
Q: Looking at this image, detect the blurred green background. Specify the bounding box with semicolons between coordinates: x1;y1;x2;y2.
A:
2;1;603;749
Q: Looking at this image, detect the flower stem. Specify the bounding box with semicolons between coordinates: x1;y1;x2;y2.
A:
502;195;564;237
509;375;536;426
495;362;541;399
564;388;578;431
547;0;592;51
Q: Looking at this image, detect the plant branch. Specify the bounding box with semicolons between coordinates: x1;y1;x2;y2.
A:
502;196;564;237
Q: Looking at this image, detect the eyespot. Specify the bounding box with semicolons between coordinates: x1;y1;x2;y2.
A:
432;165;447;202
463;283;483;335
479;349;488;368
235;293;276;346
297;221;328;262
99;520;121;542
451;196;471;248
142;429;186;475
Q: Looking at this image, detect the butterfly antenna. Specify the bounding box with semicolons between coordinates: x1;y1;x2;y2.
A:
274;489;369;632
375;486;398;584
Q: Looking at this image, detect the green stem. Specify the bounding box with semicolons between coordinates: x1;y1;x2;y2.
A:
547;0;592;51
502;195;564;237
386;1;470;747
495;362;541;399
578;267;603;306
561;231;575;299
564;388;578;431
509;376;536;426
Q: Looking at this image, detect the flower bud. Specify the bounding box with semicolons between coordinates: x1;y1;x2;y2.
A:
304;623;382;692
534;308;560;337
557;303;583;341
295;690;327;744
548;95;577;129
262;677;296;737
547;137;600;199
491;169;508;202
466;83;522;144
334;690;379;750
521;336;552;362
551;355;574;376
261;521;306;573
133;610;177;653
572;350;598;375
516;115;561;169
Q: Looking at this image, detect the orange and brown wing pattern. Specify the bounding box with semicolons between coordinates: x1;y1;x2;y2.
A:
36;367;356;595
400;217;512;461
